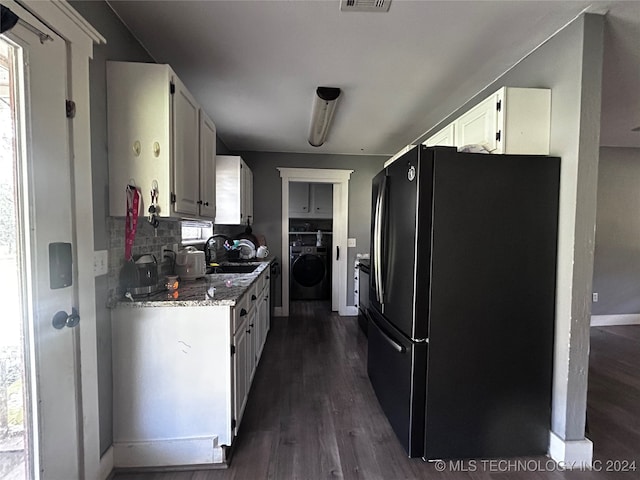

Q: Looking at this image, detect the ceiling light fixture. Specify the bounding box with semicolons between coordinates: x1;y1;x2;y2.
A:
308;87;341;147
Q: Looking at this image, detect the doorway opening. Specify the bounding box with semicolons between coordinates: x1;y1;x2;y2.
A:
289;183;333;303
278;168;353;317
0;35;35;480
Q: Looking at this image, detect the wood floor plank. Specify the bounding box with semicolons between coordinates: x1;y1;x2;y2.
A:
114;308;640;480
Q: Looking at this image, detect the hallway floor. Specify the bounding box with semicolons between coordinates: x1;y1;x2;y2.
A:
114;303;639;479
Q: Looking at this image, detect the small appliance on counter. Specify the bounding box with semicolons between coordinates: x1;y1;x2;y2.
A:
120;254;161;296
175;246;206;280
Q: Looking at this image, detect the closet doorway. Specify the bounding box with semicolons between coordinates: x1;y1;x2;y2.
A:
278;168;352;317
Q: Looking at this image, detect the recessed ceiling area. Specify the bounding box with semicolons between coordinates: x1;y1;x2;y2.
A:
107;1;640;155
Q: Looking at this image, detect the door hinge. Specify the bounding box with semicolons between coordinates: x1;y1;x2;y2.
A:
170;192;176;204
496;130;501;142
231;418;236;430
66;100;76;118
170;82;175;95
496;99;502;112
231;344;236;356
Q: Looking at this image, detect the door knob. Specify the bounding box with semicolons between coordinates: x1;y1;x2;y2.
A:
52;308;80;329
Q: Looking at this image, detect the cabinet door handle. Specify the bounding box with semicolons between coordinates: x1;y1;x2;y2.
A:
251;295;257;301
336;246;340;260
240;308;247;317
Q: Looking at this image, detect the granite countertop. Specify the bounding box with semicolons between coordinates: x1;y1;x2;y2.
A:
111;260;272;308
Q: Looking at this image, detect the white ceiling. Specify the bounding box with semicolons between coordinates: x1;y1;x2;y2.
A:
107;0;640;156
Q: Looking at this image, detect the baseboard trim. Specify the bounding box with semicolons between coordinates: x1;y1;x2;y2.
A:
591;314;640;326
548;431;593;468
341;306;359;316
113;437;224;468
99;446;114;480
273;306;285;317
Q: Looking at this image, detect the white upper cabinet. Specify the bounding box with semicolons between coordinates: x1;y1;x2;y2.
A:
172;75;200;216
289;183;310;215
107;61;216;219
288;182;333;218
424;123;455;147
215;155;253;225
423;86;551;155
455;92;500;151
311;183;333;217
199;111;217;220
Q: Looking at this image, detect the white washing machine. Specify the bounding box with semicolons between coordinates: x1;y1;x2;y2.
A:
290;246;330;300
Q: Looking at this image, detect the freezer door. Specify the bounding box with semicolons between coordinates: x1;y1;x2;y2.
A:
367;308;426;457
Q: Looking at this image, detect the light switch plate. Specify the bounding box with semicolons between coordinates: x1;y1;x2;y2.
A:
93;250;108;276
348;238;356;248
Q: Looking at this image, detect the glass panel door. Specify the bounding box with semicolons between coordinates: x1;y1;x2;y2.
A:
0;35;33;480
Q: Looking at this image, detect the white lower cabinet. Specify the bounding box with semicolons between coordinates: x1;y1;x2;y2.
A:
112;268;271;468
232;273;271;434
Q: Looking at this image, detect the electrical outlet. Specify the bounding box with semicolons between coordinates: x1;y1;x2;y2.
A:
592;292;598;302
348;238;357;248
93;250;108;276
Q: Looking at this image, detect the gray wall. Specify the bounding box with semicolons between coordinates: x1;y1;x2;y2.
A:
69;0;153;456
420;14;604;443
592;147;640;315
238;152;386;307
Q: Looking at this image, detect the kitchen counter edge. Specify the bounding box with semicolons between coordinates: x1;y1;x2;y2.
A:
109;259;273;309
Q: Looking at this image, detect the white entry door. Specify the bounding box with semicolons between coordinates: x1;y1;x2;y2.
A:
1;13;80;480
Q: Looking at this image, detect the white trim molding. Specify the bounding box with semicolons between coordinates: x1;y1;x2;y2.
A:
548;431;593;468
278;168;353;317
344;306;359;316
113;437;224;468
591;314;640;327
99;446;114;480
17;1;105;479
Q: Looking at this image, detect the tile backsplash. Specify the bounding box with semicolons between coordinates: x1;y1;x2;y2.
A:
107;216;181;293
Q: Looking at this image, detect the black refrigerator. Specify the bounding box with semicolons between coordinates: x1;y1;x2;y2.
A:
368;145;559;460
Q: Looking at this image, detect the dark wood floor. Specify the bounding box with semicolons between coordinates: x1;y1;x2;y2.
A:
115;303;639;479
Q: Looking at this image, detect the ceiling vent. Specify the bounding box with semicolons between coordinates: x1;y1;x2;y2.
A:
340;0;391;13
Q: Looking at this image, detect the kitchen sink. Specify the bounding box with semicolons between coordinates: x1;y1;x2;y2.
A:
206;264;259;274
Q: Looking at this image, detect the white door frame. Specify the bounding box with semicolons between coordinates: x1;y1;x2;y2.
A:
277;168;353;317
3;1;106;478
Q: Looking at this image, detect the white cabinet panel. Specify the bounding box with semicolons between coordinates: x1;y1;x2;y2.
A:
424;123;455;147
289;182;310;215
311;183;333;216
215;155;253;225
172;75;200;216
199;111;217;219
455;93;500;151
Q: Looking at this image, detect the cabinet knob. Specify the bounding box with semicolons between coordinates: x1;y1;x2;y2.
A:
251;295;257;301
204;202;209;206
197;200;203;205
240;308;247;317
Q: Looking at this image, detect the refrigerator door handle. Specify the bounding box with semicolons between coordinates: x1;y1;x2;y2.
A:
373;184;381;301
372;316;406;354
376;176;387;306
